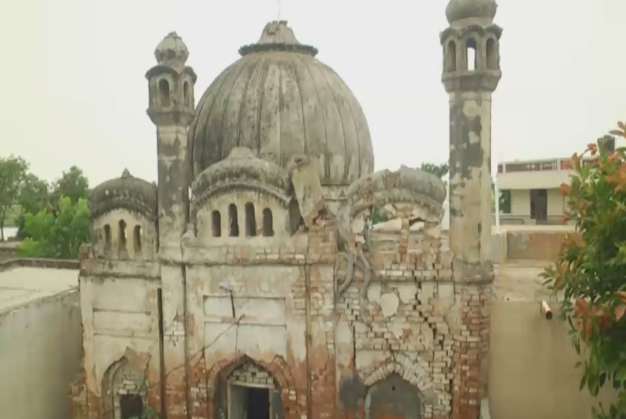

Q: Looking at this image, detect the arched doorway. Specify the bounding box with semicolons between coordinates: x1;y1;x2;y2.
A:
219;361;284;419
365;374;422;419
102;357;147;419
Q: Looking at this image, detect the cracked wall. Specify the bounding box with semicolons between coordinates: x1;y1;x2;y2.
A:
336;217;457;419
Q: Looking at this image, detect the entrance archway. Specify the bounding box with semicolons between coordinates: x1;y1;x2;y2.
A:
101;357;147;419
222;361;284;419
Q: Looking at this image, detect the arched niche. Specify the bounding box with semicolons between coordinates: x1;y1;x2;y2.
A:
365;373;423;419
158;78;171;107
446;39;457;72
486;37;499;70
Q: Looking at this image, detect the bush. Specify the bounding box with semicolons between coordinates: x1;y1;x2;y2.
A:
543;122;626;418
19;197;90;259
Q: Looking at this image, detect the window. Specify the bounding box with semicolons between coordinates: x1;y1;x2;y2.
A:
118;220;127;254
158;78;170;107
262;209;274;237
245;203;257;237
212;210;222;237
229;204;239;237
446;40;457;72
133;225;142;254
466;39;478;71
104;224;112;254
486;38;498;70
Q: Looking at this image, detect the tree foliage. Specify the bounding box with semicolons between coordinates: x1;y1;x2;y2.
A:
16;173;50;239
51;165;89;204
543;122;626;419
19;173;49;215
0;156;28;240
19;197;90;259
0;155;91;256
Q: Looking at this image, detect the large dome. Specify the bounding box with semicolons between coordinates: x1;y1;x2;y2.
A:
189;21;374;187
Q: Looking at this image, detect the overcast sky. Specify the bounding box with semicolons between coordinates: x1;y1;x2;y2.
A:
1;0;625;186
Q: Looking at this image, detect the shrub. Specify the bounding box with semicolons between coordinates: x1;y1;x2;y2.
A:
543;122;626;418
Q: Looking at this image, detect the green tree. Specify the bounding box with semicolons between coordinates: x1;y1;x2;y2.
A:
20;197;90;259
420;162;449;179
0;156;28;241
51;166;89;204
19;173;49;215
543;122;626;419
16;173;50;239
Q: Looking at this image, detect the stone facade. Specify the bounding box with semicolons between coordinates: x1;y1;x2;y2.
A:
72;2;501;419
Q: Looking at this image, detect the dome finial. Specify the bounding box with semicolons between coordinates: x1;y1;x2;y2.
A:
239;21;318;56
446;0;497;24
155;31;189;67
258;21;298;45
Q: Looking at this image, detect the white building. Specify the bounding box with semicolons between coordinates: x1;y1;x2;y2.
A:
496;158;573;225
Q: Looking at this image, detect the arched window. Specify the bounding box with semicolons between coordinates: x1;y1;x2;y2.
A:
466;39;478;71
212;210;221;237
245;203;257;237
262;208;274;237
229;204;239;237
486;38;498;70
118;220;127;255
158;79;170;107
133;225;142;254
446;40;457;72
183;81;191;106
104;224;112;254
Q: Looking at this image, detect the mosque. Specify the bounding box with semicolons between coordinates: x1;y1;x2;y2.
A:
72;0;502;418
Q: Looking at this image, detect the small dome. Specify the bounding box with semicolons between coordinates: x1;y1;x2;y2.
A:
446;0;497;24
91;170;157;220
191;147;290;210
155;32;189;67
189;21;374;188
344;166;447;220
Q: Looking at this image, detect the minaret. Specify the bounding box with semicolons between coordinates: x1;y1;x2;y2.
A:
146;32;197;419
441;1;501;418
442;0;501;265
147;31;197;247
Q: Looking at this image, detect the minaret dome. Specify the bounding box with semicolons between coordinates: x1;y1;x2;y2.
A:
446;0;497;25
155;32;189;68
